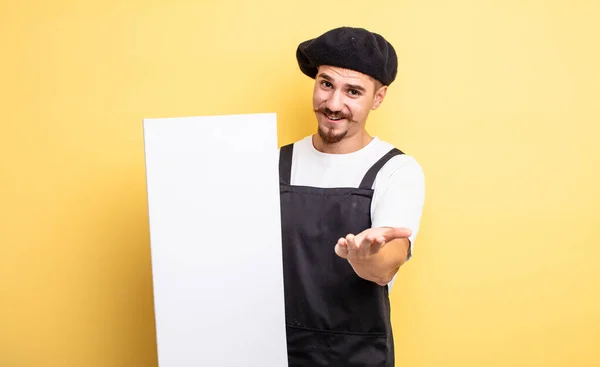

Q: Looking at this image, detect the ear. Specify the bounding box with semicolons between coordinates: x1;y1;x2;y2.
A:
371;85;388;110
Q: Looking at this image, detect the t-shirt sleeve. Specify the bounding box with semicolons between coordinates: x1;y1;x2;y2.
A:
370;155;426;261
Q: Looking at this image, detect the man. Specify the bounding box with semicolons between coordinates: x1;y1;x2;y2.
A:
279;26;425;366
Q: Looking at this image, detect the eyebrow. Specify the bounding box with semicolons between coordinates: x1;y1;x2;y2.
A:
317;73;368;93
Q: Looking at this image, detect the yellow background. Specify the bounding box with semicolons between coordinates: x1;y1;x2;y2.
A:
1;0;599;366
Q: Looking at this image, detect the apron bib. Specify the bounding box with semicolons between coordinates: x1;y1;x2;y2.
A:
279;143;404;367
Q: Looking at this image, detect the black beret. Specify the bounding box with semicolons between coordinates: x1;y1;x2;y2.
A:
296;26;398;86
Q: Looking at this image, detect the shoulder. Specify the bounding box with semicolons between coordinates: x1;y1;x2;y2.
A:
370;139;425;188
385;154;424;177
371;138;424;175
278;136;311;153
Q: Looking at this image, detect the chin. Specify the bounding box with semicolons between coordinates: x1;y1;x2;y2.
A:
318;125;348;144
318;122;343;134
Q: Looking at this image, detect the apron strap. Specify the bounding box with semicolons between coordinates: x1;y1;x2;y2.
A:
279;143;294;185
359;147;404;189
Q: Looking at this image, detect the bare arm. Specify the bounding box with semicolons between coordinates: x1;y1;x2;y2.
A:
336;155;425;286
348;238;410;286
335;227;412;286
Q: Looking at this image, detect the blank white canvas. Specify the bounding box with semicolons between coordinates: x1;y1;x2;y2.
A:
142;113;288;367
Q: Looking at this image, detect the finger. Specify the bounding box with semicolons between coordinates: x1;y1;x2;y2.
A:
335;238;349;258
382;227;412;242
358;234;375;257
346;234;358;258
335;242;349;258
370;236;386;254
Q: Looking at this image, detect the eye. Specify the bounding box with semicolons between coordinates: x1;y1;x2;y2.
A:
321;80;333;88
348;89;362;96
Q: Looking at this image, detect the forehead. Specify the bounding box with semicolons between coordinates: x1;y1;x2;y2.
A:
317;65;372;84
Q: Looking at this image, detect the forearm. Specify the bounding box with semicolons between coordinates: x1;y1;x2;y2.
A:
348;238;410;286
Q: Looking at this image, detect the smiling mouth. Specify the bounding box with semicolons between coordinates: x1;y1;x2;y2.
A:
324;113;345;121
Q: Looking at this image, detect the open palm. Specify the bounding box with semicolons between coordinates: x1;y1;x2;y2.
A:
334;226;412;260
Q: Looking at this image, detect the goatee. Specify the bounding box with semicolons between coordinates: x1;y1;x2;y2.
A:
318;125;348;144
315;107;353;144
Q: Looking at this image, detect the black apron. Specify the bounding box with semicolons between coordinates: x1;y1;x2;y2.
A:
279;143;405;367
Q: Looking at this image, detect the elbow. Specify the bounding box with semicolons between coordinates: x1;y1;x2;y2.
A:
374;267;401;286
375;279;390;287
374;275;394;287
375;277;393;287
357;271;393;286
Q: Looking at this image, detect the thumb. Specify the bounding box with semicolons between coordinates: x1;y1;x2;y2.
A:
382;227;412;242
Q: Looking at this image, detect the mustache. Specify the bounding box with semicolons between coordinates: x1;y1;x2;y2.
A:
316;107;352;120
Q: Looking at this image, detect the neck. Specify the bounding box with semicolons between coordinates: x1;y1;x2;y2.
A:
312;130;374;154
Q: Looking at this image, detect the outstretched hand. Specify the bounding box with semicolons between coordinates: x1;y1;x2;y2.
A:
334;227;412;261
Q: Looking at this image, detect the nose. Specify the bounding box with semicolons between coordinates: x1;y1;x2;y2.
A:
326;89;344;112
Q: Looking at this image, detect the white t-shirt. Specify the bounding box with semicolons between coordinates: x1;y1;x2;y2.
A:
286;135;426;277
